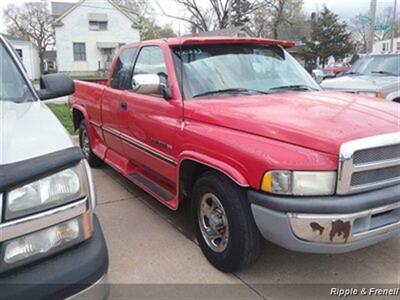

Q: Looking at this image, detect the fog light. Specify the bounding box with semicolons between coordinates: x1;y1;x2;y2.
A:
3;218;86;266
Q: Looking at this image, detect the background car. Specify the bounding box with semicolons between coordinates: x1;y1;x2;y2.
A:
320;54;400;102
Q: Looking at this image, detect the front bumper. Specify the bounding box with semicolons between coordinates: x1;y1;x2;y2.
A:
249;184;400;253
0;215;109;300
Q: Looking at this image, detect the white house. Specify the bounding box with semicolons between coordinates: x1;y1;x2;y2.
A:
373;37;400;54
1;34;41;80
52;0;140;77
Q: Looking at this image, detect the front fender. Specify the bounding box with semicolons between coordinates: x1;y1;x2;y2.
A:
178;151;249;187
385;90;400;101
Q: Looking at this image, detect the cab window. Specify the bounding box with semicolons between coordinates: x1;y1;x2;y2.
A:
131;46;168;96
110;47;136;90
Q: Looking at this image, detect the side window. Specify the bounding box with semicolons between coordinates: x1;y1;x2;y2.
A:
73;43;86;61
132;46;168;96
110;47;136;90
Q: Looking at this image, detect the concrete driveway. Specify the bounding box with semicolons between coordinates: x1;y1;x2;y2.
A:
92;165;400;299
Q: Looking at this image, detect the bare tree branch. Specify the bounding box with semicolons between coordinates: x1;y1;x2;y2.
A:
3;0;54;73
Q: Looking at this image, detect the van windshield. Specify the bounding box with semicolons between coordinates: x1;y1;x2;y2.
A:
172;44;320;99
0;40;35;102
349;55;400;76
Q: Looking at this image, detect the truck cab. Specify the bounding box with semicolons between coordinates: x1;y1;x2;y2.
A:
0;35;108;299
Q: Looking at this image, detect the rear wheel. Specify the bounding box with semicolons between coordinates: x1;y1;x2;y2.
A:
191;171;262;272
79;120;103;167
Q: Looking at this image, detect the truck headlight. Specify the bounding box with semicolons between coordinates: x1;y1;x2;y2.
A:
5;165;87;220
1;214;92;271
261;171;336;196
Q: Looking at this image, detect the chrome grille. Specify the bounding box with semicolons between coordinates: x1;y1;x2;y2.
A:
353;144;400;164
337;133;400;194
351;166;400;187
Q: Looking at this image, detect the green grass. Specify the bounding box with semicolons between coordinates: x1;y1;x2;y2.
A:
47;103;76;135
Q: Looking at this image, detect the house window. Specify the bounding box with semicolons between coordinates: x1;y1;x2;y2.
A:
397;42;400;51
382;43;386;51
15;49;23;60
73;43;86;61
89;21;108;31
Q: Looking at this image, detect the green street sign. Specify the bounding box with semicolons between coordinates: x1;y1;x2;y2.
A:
375;23;391;31
358;15;371;24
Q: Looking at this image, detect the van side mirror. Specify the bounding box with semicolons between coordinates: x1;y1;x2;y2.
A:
37;73;75;100
132;74;172;100
312;69;324;84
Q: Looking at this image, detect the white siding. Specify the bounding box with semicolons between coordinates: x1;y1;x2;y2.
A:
55;0;140;74
10;40;41;80
373;37;400;54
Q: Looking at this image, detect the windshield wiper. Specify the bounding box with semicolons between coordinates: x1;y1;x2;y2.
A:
345;71;361;75
269;85;318;92
371;71;397;76
192;88;269;98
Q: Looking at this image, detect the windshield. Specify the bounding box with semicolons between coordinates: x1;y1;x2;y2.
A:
172;44;320;99
0;40;35;102
349;55;400;76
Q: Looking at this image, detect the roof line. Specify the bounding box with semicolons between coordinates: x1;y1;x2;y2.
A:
53;0;139;27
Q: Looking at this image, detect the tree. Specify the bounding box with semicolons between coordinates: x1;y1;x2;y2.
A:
3;0;54;73
157;0;262;33
231;0;252;26
350;14;369;53
263;0;304;39
115;0;176;40
300;6;355;69
375;6;400;41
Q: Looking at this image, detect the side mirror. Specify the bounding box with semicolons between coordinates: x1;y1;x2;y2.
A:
132;74;172;100
312;69;324;84
37;73;75;100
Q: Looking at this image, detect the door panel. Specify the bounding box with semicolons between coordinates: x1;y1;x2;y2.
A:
120;46;181;184
101;47;137;155
102;87;125;154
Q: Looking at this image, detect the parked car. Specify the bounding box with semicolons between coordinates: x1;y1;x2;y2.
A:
0;35;108;299
322;62;351;78
321;54;400;102
70;37;400;272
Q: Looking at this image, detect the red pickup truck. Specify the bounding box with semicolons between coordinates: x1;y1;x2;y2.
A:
70;37;400;272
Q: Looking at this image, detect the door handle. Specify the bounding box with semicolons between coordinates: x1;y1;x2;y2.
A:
120;101;128;110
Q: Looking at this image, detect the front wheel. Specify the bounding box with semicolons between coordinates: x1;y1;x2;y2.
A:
191;171;262;272
79;120;103;167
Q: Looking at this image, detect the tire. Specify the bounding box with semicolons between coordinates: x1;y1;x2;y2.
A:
79;120;103;167
191;171;262;272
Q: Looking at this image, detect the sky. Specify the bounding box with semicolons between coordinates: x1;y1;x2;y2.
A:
0;0;397;34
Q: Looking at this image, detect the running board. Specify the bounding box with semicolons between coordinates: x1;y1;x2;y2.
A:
130;173;174;202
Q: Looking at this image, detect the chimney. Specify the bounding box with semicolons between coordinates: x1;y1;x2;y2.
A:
191;24;197;36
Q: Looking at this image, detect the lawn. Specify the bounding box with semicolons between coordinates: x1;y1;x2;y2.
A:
47;103;76;135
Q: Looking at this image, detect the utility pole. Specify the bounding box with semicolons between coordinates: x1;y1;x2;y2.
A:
368;0;377;53
390;0;397;52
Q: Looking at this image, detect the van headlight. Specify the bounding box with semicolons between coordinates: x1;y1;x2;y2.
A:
5;164;87;220
261;171;336;196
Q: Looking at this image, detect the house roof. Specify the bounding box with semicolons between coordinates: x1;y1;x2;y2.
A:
186;26;255;38
0;33;30;42
51;1;74;18
53;0;140;28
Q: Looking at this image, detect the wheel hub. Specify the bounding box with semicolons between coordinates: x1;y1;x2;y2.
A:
198;193;229;253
